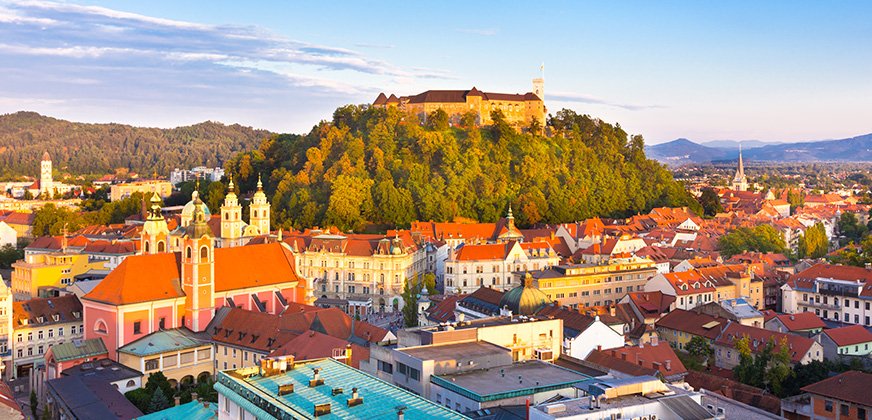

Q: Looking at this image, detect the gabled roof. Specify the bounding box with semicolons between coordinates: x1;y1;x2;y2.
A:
800;371;872;406
822;324;872;347
268;330;369;368
118;328;208;357
48;338;108;362
586;343;687;380
769;312;825;332
715;323;815;363
535;304;597;336
13;294;82;328
626;291;675;318
457;286;504;315
787;263;872;296
661;271;716;295
84;243;304;305
454;242;510;261
656;309;724;340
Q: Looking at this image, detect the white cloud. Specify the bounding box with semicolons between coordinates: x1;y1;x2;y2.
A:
548;91;665;111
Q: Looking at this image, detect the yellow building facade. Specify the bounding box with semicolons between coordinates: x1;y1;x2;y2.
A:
529;256;659;309
109;180;173;202
374;80;545;129
11;252;104;300
117;329;215;388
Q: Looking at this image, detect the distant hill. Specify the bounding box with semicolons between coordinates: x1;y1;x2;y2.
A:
0;111;274;178
647;134;872;165
699;140;775;149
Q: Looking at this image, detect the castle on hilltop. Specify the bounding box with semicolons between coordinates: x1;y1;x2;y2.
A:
373;78;546;129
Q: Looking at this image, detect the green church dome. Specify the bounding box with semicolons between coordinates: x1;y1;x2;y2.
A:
499;273;550;316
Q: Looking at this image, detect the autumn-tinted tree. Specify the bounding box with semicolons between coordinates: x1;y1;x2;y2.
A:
799;222;829;258
225;105;702;230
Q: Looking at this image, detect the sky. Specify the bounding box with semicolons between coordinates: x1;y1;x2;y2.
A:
0;1;870;144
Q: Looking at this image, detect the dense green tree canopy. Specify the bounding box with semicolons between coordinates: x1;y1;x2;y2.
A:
225;105;700;230
799;222;829;258
718;224;788;258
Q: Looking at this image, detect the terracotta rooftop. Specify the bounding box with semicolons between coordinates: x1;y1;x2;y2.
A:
769;312;826;332
84;242;304;305
656;309;725;340
822;324;872;347
801;371;872;406
715;323;815;364
13;294;82;328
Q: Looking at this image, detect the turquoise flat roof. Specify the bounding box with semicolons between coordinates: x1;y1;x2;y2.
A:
136;400;217;420
217;358;469;419
118;328;209;357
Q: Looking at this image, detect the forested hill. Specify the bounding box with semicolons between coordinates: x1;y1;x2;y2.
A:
0;111;273;177
224;106;701;231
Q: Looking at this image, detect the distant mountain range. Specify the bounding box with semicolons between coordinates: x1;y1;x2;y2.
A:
646;134;872;165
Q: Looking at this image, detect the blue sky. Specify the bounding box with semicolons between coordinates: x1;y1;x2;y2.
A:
0;1;870;143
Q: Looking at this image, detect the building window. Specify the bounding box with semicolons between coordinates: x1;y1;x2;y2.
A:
38;345;43;355
145;359;159;371
133;321;142;335
159;317;166;330
840;403;849;416
27;332;32;342
16;334;21;343
58;327;64;336
48;329;53;338
859;407;866;419
824;400;833;412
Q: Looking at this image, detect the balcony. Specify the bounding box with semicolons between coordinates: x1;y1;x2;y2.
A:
798;299;840;311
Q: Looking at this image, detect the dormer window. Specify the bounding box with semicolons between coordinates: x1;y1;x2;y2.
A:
52;314;59;322
73;311;81;319
37;316;44;323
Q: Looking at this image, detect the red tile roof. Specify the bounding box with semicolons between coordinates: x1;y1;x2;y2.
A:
715;323;815;364
13;294;82;328
656;309;725;340
822;324;872;347
454;242;510;261
801;370;872;406
661;270;716;295
84;243;304;305
268;331;369;368
770;312;826;332
588;343;687;379
788;263;872;297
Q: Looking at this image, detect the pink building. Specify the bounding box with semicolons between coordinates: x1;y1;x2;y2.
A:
82;197;311;358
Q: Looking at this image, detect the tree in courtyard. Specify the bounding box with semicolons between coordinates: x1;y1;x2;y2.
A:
697;188;723;217
799;222;828;258
685;336;714;366
146;386;171;413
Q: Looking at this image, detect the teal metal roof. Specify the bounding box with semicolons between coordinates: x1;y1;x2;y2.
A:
217;358;470;420
135;400;217;420
50;338;107;362
117;328;209;357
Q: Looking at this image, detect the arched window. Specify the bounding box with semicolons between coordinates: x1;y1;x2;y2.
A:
94;320;108;334
224;213;228;220
200;246;209;260
157;241;165;253
253;210;258;218
144;241;150;253
186;247;192;259
126;380;136;387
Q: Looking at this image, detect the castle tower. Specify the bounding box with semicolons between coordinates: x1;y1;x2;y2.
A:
249;174;271;236
40;151;52;197
220;176;244;246
731;144;749;192
532;78;544;101
181;196;215;332
141;193;169;254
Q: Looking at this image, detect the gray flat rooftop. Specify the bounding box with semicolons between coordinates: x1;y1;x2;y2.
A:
398;340;508;361
537;384;707;418
433;360;589;398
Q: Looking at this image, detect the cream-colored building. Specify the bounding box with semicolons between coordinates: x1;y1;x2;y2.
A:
117;328;214;388
109;180;173;202
444;241;560;294
529;256;659;309
10;295;83;379
285;230;425;313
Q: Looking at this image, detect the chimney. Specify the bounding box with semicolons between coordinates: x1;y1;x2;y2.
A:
664;359;672;371
609;305;616;317
597;345;602;352
174;396;181;407
345;344;353;366
191;392;198;401
651;335;659;346
397;408;405;420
